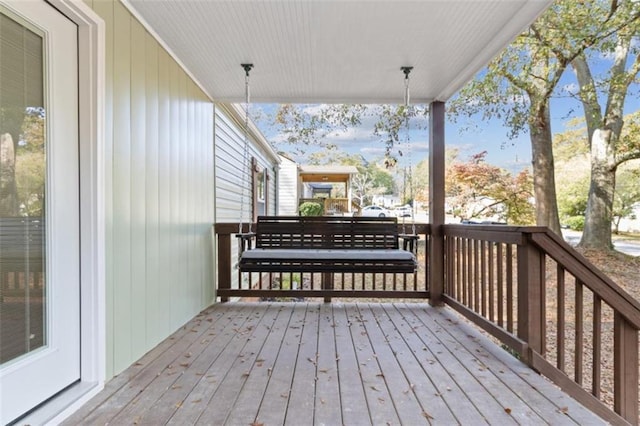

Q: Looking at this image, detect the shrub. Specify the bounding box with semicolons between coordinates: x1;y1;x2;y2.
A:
299;202;323;216
564;216;585;231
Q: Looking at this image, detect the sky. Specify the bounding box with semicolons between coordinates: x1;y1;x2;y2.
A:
249;51;640;175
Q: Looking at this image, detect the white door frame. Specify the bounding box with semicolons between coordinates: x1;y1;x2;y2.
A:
19;0;106;423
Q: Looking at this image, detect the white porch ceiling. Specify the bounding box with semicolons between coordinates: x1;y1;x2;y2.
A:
126;0;552;104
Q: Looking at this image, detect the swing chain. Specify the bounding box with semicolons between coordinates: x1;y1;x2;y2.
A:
239;64;254;235
400;67;416;236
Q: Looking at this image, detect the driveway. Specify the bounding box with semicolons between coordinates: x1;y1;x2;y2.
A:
563;230;640;257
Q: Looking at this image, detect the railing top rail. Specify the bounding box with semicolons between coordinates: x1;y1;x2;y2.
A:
445;223;548;234
215;221;430;235
444;224;547;244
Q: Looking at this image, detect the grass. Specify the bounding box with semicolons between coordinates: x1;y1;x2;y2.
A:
612;231;640;242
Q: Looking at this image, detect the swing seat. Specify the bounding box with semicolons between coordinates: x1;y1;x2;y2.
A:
238;216;417;274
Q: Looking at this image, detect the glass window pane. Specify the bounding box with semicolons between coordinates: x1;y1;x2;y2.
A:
0;12;46;365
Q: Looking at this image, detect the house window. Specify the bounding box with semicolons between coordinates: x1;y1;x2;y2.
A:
257;169;265;202
252;158;269;220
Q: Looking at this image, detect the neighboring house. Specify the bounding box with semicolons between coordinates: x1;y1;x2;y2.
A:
618;204;640;233
214;103;279;288
215;103;279;225
372;194;401;208
277;154;298;216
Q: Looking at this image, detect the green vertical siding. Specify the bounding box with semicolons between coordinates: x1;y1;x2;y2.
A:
86;0;215;379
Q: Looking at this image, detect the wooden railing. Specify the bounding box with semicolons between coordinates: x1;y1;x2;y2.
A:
298;198;350;215
443;224;640;425
214;222;430;302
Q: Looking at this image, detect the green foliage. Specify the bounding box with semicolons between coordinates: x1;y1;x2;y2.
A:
564;216;585;231
266;103;427;166
298;202;323;216
557;175;588;218
278;273;301;290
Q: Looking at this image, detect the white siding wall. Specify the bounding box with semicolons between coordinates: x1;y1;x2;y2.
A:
278;156;299;215
86;0;215;379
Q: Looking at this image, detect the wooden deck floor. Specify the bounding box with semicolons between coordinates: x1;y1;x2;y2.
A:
64;302;604;425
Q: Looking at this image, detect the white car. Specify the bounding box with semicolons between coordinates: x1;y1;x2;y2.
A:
394;205;412;217
360;205;392;217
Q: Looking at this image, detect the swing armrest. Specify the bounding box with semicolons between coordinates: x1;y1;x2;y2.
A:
236;232;256;253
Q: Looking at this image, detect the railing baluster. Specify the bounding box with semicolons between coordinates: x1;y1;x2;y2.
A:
497;243;503;327
473;239;480;313
456;237;462;301
481;240;487;317
575;279;584;386
462;238;468;306
506;244;513;334
613;312;639;423
488;241;494;322
557;265;565;372
592;293;602;398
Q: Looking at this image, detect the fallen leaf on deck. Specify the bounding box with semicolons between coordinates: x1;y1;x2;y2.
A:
370;386;380;391
191;398;202;404
504;408;512;414
422;411;434;420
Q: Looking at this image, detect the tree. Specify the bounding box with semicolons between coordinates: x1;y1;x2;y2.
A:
351;171;374;207
449;0;639;236
411;158;429;210
445;151;534;224
574;28;640;249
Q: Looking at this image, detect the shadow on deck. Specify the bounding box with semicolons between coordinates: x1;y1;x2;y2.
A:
64;302;603;425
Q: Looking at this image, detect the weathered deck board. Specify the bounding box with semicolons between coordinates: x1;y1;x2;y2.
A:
331;303;370;425
64;302;606;426
283;304;319;426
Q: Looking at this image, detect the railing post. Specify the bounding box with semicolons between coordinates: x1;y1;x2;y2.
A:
217;231;231;303
429;101;445;306
516;235;545;363
322;272;333;303
613;312;639;424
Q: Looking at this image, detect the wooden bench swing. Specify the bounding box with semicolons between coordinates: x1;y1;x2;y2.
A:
235;65;417;277
238;215;417;274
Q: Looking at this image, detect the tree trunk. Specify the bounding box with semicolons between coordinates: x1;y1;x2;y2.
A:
580;129;616;249
529;104;562;235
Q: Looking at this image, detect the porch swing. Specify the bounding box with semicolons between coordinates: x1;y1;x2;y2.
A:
238;65;417;274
